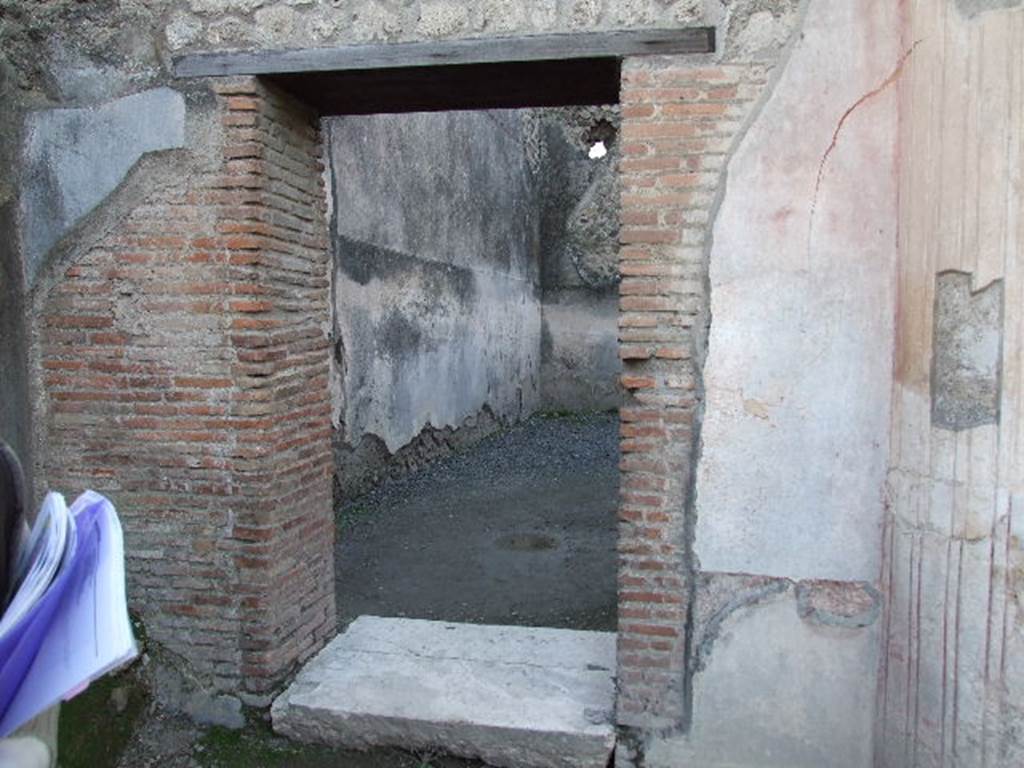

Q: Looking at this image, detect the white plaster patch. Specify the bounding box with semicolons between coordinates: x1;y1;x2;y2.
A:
694;0;901;582
647;594;878;767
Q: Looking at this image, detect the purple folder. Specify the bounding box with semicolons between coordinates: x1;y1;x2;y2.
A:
0;493;135;736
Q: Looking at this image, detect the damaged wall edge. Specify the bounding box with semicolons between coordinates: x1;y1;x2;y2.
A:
675;0;814;736
930;270;1005;431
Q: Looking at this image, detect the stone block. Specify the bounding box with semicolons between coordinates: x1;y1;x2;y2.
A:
272;617;617;768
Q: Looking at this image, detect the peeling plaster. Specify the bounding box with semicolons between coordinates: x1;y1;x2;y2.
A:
931;271;1004;430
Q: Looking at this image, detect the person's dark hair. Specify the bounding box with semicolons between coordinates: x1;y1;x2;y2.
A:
0;442;26;612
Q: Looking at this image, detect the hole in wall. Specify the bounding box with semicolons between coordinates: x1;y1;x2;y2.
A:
584;118;617;149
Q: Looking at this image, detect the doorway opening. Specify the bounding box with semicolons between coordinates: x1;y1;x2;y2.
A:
167;28;716;763
325;105;623;634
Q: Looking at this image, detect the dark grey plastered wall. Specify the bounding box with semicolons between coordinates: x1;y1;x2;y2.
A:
326;106;622;499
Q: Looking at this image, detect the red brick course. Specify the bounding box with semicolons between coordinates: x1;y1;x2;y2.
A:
616;57;769;729
36;77;335;697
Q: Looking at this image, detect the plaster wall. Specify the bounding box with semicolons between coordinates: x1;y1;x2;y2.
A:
648;590;878;768
878;1;1024;764
19;88;186;284
541;291;621;411
637;0;900;764
326;110;541;496
695;0;901;583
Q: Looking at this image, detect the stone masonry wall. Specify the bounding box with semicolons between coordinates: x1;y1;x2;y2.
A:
33;77;335;700
160;0;709;53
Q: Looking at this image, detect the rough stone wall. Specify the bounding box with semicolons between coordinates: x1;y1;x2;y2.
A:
878;1;1024;765
536;106;624;413
33;78;335;700
159;0;709;52
325;110;541;500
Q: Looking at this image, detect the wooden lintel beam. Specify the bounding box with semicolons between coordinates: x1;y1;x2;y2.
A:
173;28;715;79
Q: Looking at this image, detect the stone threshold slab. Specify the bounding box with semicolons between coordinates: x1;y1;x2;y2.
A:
271;616;617;768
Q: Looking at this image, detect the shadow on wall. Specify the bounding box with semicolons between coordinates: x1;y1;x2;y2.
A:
325;106;622;502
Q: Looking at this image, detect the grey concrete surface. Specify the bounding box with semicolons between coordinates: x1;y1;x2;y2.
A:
335;412;618;631
541;289;621;411
326;110;541;469
19;87;185;284
271;617;617;768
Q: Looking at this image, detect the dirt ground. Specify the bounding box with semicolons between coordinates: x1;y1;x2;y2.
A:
97;412;618;768
335;411;620;631
114;710;482;768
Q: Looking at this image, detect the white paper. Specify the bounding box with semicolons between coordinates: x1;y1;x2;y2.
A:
0;492;137;735
0;494;73;640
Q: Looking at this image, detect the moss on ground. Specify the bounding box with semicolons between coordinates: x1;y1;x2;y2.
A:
196;720;453;768
57;664;149;768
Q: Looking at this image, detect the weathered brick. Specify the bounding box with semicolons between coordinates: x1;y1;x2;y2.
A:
36;79;335;698
616;56;769;731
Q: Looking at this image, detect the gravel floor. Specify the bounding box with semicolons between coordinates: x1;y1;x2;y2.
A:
335;411;620;631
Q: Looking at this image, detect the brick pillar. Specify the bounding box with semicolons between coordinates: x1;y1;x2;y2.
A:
615;57;769;730
36;77;334;698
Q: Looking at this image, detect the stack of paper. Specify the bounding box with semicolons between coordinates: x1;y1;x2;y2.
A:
0;491;137;736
